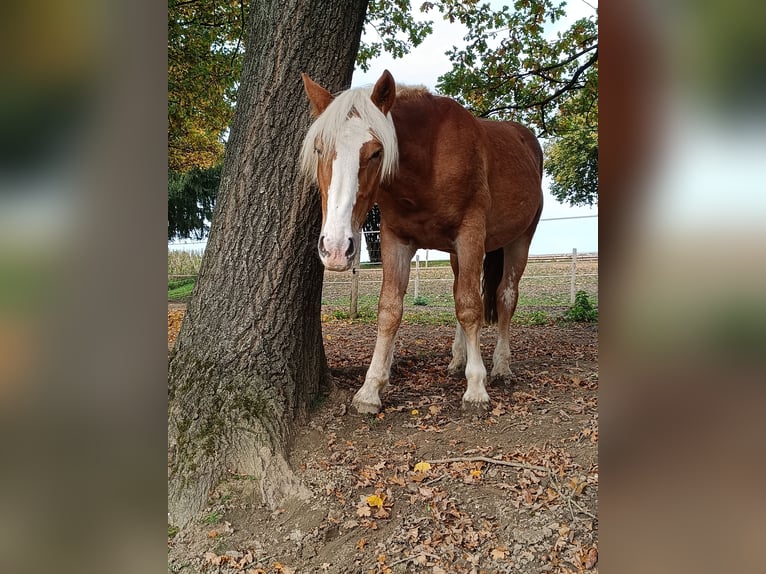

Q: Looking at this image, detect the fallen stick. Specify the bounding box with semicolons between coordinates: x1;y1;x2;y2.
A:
426;456;548;473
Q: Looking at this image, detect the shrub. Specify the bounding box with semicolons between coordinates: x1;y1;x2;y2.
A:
564;291;598;322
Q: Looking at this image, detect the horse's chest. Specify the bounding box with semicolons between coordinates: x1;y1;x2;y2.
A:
381;199;459;250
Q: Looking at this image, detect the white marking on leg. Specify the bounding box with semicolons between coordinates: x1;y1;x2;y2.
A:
448;322;467;374
493;270;515;378
491;330;512;379
352;334;395;413
461;331;490;406
352;239;413;414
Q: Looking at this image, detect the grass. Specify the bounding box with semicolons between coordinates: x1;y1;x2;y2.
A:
168;277;195;302
202;511;222;525
168;251;597;323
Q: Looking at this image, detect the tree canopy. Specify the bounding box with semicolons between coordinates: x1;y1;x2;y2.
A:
168;0;244;172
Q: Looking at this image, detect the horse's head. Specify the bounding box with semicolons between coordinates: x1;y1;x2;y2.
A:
300;70;398;271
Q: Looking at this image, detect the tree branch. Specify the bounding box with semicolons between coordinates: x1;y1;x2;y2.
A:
478;49;597;118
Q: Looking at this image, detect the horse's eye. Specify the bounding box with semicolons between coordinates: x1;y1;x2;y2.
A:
370;150;381;160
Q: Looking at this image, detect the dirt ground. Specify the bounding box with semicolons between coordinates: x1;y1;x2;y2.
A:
168;307;598;574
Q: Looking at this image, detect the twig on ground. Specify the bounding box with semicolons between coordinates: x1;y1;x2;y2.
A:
389;553;439;567
426;456;548;473
427;456;597;519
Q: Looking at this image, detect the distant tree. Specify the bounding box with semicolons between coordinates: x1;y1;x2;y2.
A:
168;164;220;240
544;75;597;206
168;0;244;172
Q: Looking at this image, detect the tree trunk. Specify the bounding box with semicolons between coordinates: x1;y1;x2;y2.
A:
168;0;369;527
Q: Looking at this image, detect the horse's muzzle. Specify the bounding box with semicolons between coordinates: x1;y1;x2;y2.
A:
318;235;355;271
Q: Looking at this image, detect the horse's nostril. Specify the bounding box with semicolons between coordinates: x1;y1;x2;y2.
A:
345;237;355;258
318;236;329;257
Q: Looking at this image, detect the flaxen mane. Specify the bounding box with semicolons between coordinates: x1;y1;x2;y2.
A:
300;87;399;184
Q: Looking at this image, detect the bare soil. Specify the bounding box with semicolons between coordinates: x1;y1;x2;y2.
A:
168;307;598;574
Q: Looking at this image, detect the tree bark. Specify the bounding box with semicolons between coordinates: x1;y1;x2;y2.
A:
168;0;369;527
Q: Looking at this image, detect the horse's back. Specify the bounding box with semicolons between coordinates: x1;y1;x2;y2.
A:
480;119;542;178
479;119;543;249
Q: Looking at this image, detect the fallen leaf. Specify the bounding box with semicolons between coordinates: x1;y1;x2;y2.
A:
470;469;482;477
390;474;406;487
584;546;598;569
356;505;371;517
356;538;367;550
491;547;507;560
366;494;385;508
203;551;221;566
411;409;420;416
414;461;431;473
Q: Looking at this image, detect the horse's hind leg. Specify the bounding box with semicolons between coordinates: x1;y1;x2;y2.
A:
351;237;414;414
491;238;531;380
453;236;490;409
447;254;467;376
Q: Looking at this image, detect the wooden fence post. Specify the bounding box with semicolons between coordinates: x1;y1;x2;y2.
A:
570;247;578;304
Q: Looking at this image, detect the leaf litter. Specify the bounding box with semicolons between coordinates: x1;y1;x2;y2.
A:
168;308;598;573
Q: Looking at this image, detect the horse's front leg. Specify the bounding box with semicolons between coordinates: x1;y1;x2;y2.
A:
351;238;414;414
447;254;467;376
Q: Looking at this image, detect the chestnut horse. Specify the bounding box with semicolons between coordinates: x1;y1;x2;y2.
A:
301;70;543;413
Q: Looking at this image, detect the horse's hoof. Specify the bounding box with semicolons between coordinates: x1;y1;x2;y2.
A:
351;397;382;415
447;364;466;378
489;368;513;385
461;399;490;414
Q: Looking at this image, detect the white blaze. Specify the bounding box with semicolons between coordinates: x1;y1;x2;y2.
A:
320;117;374;270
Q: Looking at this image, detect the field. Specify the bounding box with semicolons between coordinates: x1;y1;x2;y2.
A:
169;251;598;325
168;255;599;573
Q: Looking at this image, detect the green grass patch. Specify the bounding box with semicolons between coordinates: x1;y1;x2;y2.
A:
403;309;456;325
168;525;180;538
513;309;550;326
201;511;223;525
168;277;195;301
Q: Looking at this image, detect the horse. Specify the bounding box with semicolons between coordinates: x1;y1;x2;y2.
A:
300;69;543;414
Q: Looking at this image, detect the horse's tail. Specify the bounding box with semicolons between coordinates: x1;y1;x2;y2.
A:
482;248;504;325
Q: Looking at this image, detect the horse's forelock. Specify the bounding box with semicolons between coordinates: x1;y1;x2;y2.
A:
300;87;399;183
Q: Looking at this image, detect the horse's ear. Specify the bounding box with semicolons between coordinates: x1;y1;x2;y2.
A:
371;69;396;115
302;73;333;117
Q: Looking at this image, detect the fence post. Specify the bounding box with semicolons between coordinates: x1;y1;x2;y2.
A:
570;247;578;304
414;254;420;300
350;232;361;319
